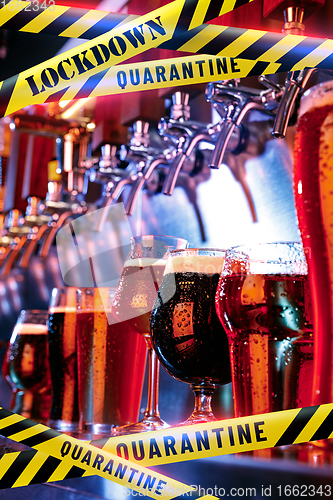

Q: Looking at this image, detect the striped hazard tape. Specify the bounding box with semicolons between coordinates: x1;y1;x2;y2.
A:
0;0;255;116
0;0;333;116
0;407;209;498
0;404;333;490
0;0;250;40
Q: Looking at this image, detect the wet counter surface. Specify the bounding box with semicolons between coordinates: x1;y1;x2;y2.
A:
0;436;333;500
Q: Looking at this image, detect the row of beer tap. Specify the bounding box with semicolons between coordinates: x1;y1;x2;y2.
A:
0;71;323;338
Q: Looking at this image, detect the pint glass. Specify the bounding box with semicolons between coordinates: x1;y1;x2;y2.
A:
294;80;333;405
47;287;79;434
216;243;312;418
76;287;146;438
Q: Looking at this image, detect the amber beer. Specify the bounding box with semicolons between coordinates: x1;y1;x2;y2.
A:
294;81;333;404
76;288;146;437
47;305;79;432
112;258;166;337
217;273;312;417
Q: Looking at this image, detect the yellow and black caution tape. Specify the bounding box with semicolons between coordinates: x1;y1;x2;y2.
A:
0;404;333;490
0;407;211;498
2;0;333;117
0;0;249;40
0;0;253;116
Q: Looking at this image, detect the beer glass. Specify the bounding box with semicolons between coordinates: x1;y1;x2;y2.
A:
215;242;312;418
112;234;188;434
294;80;333;406
2;309;51;423
76;287;146;439
47;287;79;434
150;248;231;425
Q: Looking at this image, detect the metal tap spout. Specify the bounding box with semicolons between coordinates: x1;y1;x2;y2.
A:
205;80;279;168
125;157;167;215
92;172;138;232
272;69;315;138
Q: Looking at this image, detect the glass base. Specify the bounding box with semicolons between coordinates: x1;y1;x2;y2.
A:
112;415;170;436
48;419;80;437
176;409;217;427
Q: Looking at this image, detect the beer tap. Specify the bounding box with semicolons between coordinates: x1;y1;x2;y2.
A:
158;92;216;197
124;121;170;216
91;121;162;230
270;5;333;138
205;79;283;168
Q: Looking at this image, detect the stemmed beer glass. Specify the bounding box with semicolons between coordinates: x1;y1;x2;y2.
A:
111;234;188;434
215;242;312;418
150;248;231;424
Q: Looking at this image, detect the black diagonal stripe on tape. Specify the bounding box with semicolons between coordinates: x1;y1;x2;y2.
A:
0;408;15;420
0;419;39;438
80;13;131;40
309;408;333;442
0;74;18;118
29;455;62;485
274;406;320;448
0;8;40;31
45;86;70;103
246;60;272;77
39;7;86;36
196;26;245;56
73;68;108;100
63;465;86;480
317;54;333;71
172;0;200;39
233;0;254;11
158;24;206;51
276;37;325;72
202;0;224;24
237;31;283;61
20;428;61;448
0;449;37;489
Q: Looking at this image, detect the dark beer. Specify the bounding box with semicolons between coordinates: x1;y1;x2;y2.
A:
47;306;79;430
112;258;166;336
151;255;231;386
216;273;312;417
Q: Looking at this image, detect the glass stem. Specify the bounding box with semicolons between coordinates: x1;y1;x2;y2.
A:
190;384;216;422
143;335;160;419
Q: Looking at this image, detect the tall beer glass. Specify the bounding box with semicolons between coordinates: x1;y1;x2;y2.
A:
294;81;333;406
3;309;51;423
76;287;146;439
47;287;79;435
215;242;312;418
112;235;188;434
151;248;231;424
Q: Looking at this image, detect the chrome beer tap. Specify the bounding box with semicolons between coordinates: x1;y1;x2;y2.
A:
91;135;142;232
124;121;170;216
158;92;216;196
205;78;283;168
270;5;333;138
